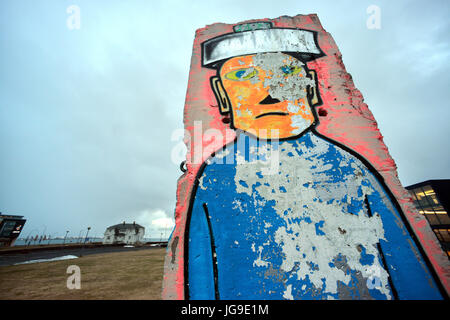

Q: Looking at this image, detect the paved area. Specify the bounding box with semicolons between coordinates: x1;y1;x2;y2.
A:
0;245;164;266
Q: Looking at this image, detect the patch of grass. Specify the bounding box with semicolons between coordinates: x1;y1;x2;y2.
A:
0;248;166;300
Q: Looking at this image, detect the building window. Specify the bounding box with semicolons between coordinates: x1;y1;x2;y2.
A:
434;229;450;242
409;184;450;259
410;186;449;225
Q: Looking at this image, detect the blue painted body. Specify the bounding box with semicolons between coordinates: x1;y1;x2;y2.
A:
187;130;443;300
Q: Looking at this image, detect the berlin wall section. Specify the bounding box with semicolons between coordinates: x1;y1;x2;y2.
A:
163;14;449;300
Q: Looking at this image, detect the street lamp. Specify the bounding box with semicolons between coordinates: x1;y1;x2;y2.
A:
80;227;91;258
77;229;84;243
63;230;69;245
84;227;91;244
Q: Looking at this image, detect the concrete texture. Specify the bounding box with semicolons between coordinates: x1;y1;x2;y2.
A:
162;14;449;300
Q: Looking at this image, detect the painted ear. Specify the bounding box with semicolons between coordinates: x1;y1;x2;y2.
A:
307;70;321;107
211;76;232;115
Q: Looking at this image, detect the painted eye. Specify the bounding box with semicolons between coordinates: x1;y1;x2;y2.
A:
225;68;258;81
281;65;302;76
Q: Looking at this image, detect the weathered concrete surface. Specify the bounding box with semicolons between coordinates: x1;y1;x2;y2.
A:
162;14;450;300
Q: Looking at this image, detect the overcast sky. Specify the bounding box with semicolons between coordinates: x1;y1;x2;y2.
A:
1;0;449;239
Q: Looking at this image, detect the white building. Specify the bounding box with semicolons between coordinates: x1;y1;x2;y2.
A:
103;221;145;245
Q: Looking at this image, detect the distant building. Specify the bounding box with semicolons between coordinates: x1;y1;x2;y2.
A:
406;179;450;258
103;221;145;245
0;213;26;247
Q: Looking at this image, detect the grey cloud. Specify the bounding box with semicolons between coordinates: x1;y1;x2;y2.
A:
1;0;448;239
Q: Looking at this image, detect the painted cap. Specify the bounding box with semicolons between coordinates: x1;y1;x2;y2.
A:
202;21;324;68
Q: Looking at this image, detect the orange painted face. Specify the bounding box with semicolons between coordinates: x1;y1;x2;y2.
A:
219;53;316;139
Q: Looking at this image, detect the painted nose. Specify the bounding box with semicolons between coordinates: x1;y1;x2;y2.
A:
259;94;281;105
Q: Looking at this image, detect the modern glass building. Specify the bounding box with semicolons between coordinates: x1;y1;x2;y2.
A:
0;213;27;247
406;180;450;259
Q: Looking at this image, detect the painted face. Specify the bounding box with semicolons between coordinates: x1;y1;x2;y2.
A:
220;52;316;139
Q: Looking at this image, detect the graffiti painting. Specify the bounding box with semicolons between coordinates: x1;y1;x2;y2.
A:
163;15;449;300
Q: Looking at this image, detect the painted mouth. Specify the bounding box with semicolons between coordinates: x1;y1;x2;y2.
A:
254;94;288;119
255;112;289;119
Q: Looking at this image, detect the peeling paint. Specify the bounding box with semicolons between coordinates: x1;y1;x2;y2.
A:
162;14;449;301
252;52;315;101
187;131;443;299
